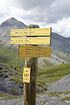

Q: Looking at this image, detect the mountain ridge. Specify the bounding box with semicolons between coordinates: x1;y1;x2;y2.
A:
51;32;70;53
0;17;26;29
0;17;26;38
0;17;70;54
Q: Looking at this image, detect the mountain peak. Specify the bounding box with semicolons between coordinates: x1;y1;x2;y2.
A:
0;17;26;29
10;17;16;20
6;17;18;23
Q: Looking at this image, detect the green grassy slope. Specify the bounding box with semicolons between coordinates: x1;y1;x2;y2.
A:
10;63;70;93
0;62;70;97
0;45;24;67
0;45;70;94
37;63;70;86
0;91;19;100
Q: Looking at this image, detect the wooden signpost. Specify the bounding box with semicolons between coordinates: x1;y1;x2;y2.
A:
10;28;51;36
19;45;51;58
10;27;52;105
10;37;50;45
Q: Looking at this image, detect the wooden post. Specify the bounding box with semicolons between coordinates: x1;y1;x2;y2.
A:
24;59;31;105
24;83;31;105
30;58;37;105
24;58;38;105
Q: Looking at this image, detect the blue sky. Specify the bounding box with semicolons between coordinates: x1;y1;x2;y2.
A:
0;0;70;37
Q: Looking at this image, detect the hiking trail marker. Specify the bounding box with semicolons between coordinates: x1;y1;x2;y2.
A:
10;27;52;105
23;68;30;83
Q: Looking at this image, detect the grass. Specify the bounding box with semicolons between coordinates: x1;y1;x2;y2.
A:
11;63;70;93
61;96;70;101
0;45;24;67
0;45;70;95
10;76;23;83
37;63;70;85
47;91;70;102
0;91;20;100
47;91;70;97
0;45;17;64
8;63;70;93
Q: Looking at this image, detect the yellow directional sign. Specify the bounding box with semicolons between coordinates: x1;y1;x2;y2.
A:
19;45;52;58
10;28;52;36
10;37;50;45
23;68;30;83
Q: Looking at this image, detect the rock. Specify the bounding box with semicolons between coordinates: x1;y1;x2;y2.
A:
48;74;70;92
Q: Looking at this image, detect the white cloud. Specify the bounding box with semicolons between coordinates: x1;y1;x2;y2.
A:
0;0;13;22
0;0;70;37
44;17;70;37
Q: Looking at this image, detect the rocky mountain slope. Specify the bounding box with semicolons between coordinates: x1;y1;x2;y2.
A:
0;64;23;95
48;74;70;92
0;17;26;45
0;17;26;35
51;32;70;53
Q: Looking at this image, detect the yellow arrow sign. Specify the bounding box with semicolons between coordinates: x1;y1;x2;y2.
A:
10;28;52;36
19;45;52;58
10;37;50;45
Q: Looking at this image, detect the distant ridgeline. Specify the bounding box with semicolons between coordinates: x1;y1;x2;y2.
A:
0;17;70;54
